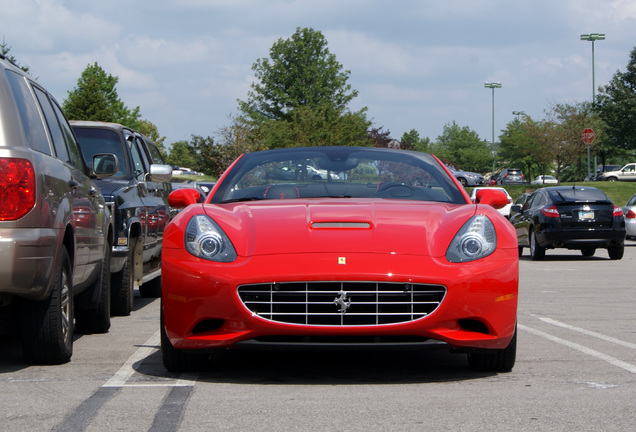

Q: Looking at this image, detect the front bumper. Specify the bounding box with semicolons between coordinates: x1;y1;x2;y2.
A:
162;248;518;352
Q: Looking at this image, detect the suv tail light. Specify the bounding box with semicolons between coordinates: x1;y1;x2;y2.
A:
0;158;36;221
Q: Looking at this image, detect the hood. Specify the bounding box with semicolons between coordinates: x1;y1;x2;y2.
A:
204;198;475;258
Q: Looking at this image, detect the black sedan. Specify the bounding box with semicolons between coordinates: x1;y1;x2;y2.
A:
510;186;626;260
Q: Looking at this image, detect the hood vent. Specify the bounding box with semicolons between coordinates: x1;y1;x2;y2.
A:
311;222;371;229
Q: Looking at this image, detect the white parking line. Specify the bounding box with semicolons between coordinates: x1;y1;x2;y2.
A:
519;324;636;374
535;316;636;350
103;331;196;388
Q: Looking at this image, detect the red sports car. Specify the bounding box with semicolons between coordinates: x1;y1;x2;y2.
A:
161;147;518;372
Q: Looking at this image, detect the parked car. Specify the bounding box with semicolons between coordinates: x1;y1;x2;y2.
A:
622;194;636;239
585;164;621;181
0;54;115;364
510;193;531;218
497;168;526;185
597;163;636;182
161;146;518;373
530;175;558;185
449;168;484;187
510;186;625;260
470;187;512;218
71;121;173;314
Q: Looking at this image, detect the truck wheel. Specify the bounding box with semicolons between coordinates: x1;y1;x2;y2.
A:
76;247;111;334
139;275;162;298
20;248;74;364
111;238;135;316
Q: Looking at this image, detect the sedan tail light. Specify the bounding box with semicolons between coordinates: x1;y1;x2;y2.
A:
613;205;624;218
0;158;36;221
541;205;560;218
626;209;636;219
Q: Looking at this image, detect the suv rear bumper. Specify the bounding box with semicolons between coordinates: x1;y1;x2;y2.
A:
0;227;59;299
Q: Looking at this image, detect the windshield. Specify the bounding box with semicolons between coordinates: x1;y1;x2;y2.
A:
211;147;465;204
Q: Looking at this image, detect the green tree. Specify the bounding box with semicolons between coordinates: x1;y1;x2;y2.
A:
237;27;370;148
137;119;166;155
63;62;141;128
498;116;540;179
165;140;197;169
400;129;431;152
1;36;30;73
431;122;491;173
595;46;636;154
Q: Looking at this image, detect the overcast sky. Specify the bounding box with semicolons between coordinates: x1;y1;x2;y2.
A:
2;0;635;149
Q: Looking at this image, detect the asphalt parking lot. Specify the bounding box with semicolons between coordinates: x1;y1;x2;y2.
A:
1;241;636;431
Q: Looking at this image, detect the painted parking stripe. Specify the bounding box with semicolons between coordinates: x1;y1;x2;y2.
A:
535;316;636;350
519;324;636;374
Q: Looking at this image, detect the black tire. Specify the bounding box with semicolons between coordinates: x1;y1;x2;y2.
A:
76;247;111;334
518;246;523;257
458;177;468;187
581;247;596;257
529;230;545;261
467;326;517;372
161;308;210;373
111;238;135;316
139;275;162;298
20;248;74;364
608;244;624;260
606;177;618;182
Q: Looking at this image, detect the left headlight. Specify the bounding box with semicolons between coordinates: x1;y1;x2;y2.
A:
185;214;237;262
446;215;497;263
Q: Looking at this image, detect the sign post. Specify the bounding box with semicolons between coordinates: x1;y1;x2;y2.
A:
582;128;595;178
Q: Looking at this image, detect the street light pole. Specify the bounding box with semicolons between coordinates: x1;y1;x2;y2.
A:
512;110;525;121
580;33;605;177
485;82;502;177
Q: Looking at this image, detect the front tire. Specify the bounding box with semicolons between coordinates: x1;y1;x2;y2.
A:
111;238;136;316
76;247;111;334
161;308;210;373
581;247;596;257
529;230;546;261
139;275;161;298
467;326;517;372
20;248;74;364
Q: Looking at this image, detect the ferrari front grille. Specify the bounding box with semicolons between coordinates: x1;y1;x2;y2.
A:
237;281;446;326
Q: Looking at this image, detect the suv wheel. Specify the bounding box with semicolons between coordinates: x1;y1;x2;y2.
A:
75;247;111;334
111;238;136;316
529;230;545;261
608;244;624;260
20;248;74;364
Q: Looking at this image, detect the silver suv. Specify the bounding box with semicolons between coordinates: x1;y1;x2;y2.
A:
0;54;116;364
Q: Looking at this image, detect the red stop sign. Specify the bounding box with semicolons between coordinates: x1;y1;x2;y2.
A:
582;128;595;144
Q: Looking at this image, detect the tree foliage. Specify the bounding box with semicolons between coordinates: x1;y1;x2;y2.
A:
595;46;636;153
0;37;30;73
400;129;431;153
237;27;370;148
430;122;491;173
63;62;141;128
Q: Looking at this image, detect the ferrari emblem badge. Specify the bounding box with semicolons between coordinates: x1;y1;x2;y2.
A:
338;257;346;265
333;291;351;314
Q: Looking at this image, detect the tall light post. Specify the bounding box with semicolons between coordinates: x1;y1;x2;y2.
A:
512;110;525;120
485;82;502;176
580;33;605;177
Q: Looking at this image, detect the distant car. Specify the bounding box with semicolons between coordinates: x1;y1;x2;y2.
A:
598;163;636;182
0;53;115;364
623;194;636;239
497;168;525;185
161;146;518;373
450;168;484;187
510;186;625;260
471;187;512;218
530;175;558;185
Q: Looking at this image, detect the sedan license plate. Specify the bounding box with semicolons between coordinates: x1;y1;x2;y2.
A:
579;210;594;220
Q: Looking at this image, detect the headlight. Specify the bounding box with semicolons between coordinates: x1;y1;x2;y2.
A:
185;214;237;262
446;215;497;263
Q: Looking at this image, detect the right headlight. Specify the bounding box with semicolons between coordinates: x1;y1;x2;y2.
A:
185;214;237;262
446;215;497;263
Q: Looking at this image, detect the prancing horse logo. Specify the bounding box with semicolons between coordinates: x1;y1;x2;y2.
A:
333;290;351;314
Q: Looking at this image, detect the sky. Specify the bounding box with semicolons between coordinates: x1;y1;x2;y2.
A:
2;0;636;151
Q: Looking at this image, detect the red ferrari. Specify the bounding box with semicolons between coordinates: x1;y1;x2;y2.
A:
161;147;518;372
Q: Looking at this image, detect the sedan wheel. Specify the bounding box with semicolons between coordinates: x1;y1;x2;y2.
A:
608;244;624;260
529;230;545;261
581;248;596;257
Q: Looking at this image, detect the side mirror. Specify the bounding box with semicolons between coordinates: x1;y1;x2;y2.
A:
168;188;201;209
511;204;522;213
475;189;509;210
148;163;173;183
92;154;118;178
